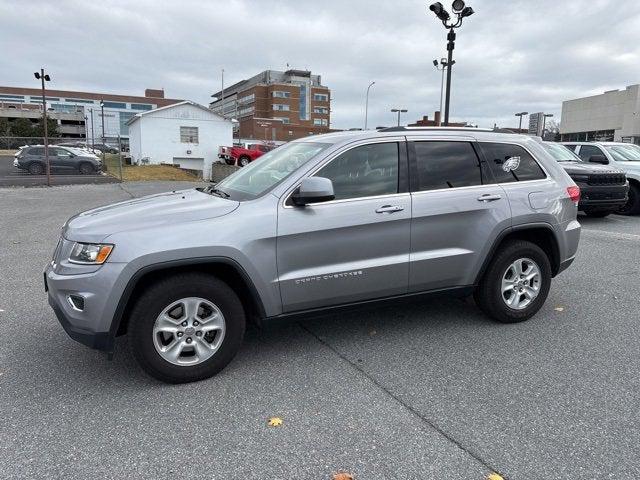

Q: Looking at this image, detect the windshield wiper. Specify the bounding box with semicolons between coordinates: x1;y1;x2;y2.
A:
208;187;230;198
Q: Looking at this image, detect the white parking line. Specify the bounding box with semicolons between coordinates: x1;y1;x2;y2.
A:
583;229;640;241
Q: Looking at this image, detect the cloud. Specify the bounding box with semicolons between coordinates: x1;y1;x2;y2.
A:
1;0;639;129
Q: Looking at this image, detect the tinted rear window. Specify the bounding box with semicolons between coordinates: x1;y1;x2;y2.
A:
413;141;483;191
479;143;546;183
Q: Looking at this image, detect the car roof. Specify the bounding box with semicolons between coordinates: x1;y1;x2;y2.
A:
293;127;537;146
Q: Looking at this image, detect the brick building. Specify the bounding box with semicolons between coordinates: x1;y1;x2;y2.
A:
408;111;468;127
209;69;331;142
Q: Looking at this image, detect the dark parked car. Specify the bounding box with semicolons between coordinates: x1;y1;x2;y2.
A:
542;141;628;217
13;145;102;175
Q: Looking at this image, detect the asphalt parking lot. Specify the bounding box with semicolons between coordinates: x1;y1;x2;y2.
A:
1;182;639;479
0;154;118;187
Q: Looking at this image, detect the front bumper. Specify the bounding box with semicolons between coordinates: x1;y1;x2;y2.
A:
578;183;628;210
45;260;127;353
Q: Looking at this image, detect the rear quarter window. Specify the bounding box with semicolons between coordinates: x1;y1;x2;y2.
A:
479;143;546;183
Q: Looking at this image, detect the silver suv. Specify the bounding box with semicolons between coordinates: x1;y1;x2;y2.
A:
45;128;581;383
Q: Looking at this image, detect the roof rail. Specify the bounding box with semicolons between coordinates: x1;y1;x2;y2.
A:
378;126;494;133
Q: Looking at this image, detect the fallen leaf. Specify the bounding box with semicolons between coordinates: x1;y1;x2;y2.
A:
267;417;283;427
332;473;354;480
486;474;504;480
554;307;564;312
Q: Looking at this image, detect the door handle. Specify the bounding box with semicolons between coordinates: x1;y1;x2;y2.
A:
477;194;502;202
376;205;404;213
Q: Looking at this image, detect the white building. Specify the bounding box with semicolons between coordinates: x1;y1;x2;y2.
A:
560;84;640;144
128;101;233;180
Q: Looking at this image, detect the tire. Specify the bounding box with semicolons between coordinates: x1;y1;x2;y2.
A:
78;162;95;175
128;273;246;383
28;162;44;175
239;156;251;167
474;240;552;323
618;183;640;216
224;158;235;166
584;210;610;218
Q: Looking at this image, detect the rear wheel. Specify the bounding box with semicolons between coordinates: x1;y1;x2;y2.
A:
239;156;251;167
78;162;95;175
618;183;640;215
28;162;44;175
128;273;246;383
474;240;552;323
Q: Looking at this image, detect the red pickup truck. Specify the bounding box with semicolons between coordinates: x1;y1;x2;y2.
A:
218;143;274;167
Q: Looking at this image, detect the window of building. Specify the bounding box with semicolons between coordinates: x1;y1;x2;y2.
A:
65;98;95;104
314;143;399;200
180;126;199;143
29;96;60;102
313;118;328;126
576;145;604;162
313;107;328;114
273;104;290;111
273;117;290;124
130;103;153;111
288;131;293;136
0;94;25;101
238;106;255;117
101;101;127;109
479;142;546;183
120;112;135;135
313;93;329;102
413;141;483;191
272;91;291;98
238;93;255;104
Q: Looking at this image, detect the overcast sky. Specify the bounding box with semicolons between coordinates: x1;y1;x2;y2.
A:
1;0;639;130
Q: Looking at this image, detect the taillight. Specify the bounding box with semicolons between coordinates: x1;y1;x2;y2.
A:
567;186;580;204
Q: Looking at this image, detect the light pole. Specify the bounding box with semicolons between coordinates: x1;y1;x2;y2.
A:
364;81;375;130
220;68;225;118
34;68;51;186
515;111;528;132
391;108;408;126
428;1;474;126
88;108;95;149
100;99;105;144
432;58;451;126
543;113;554;137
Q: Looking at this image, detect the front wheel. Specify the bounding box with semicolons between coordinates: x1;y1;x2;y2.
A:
618;183;640;215
474;240;552;323
128;273;246;383
79;162;95;175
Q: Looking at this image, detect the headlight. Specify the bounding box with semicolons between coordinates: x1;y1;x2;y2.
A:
69;243;114;265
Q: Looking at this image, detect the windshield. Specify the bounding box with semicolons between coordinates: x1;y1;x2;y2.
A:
544;143;582;162
213;142;331;200
604;145;640;161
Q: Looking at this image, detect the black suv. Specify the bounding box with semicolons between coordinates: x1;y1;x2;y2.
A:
14;145;102;175
543;142;628;217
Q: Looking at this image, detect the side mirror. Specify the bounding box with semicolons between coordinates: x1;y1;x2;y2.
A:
589;154;608;164
291;177;335;206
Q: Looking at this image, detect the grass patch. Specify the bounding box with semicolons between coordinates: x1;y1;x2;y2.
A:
102;154;199;182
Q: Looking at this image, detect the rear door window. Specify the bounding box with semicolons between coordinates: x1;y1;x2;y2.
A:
412;141;483;191
479;143;546;183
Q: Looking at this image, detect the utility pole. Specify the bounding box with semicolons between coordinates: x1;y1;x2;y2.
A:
34;68;51;186
221;69;225;118
89;108;95;149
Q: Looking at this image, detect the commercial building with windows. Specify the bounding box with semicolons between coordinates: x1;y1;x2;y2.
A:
209;69;331;142
0;86;182;143
560;84;640;144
